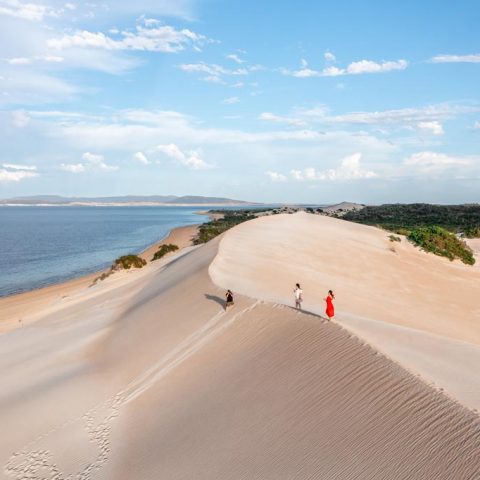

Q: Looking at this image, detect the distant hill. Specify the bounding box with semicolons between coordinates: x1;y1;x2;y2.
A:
0;195;254;206
320;202;365;215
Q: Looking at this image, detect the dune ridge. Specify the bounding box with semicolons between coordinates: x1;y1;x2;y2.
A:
210;212;480;411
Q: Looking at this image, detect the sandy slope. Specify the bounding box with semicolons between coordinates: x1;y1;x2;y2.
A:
1;218;479;479
210;212;480;410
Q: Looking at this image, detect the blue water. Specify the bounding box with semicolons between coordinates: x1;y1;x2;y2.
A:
0;206;213;297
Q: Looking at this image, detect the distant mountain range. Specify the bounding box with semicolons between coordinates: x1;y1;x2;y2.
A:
0;195;255;206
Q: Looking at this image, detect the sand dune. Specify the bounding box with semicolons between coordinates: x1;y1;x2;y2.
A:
1;216;479;479
210;212;480;343
210;212;480;411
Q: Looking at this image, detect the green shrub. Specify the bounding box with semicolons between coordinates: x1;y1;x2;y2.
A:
151;243;179;261
114;254;147;270
91;270;113;285
389;234;401;242
407;226;475;265
464;226;480;238
194;210;257;244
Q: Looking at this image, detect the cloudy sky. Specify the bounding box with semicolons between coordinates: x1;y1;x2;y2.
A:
0;0;479;203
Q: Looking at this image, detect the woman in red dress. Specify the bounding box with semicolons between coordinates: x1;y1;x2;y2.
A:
325;290;335;320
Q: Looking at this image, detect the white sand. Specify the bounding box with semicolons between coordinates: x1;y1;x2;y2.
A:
1;215;479;479
210;212;480;410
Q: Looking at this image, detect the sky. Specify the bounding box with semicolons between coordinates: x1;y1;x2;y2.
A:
0;0;479;204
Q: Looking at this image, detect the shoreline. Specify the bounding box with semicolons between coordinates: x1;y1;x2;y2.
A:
0;223;200;334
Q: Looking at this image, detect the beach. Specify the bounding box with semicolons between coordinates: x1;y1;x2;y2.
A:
0;223;199;335
0;213;479;479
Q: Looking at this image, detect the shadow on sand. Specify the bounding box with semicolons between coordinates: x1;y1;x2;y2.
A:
204;294;226;309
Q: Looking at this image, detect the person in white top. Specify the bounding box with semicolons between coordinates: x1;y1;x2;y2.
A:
294;283;303;309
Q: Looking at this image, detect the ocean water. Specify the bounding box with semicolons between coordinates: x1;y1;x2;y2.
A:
0;206;211;297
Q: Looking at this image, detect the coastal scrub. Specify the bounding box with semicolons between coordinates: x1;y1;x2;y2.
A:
152;244;179;261
194;210;257;244
407;226;475;265
114;255;147;270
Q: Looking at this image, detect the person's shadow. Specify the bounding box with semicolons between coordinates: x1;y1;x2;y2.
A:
204;294;225;308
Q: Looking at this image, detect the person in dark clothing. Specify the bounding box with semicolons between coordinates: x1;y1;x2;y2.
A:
225;289;234;310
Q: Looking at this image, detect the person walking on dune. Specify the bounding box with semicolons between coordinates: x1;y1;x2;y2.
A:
225;289;234;310
325;290;335;320
294;283;303;310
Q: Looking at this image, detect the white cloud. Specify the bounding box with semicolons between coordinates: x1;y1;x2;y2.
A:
304;103;479;125
0;162;38;182
431;54;480;63
474;121;480;130
51;109;392;148
290;169;304;181
7;54;65;66
404;151;472;170
7;57;31;64
48;22;207;53
0;1;59;22
82;152;118;171
0;168;37;182
346;59;408;74
60;153;118;173
157;143;211;169
133;151;149;164
282;65;321;78
417;121;444;135
179;62;259;84
226;53;244;64
265;170;287;182
180;62;248;76
60;163;86;173
283;58;408;78
259;112;306;127
322;66;344;76
256;103;472;135
223;96;240;105
291;153;377;181
3;163;36;170
180;63;226;76
324;51;336;62
11;109;30;127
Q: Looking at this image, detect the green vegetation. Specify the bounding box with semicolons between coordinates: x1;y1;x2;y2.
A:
151;243;179;261
343;204;478;265
343;203;480;236
464;226;480;239
113;254;147;270
194;210;257;244
388;234;401;242
91;270;113;285
407;226;475;265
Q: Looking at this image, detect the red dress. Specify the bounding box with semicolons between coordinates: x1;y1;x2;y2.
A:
326;296;334;318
